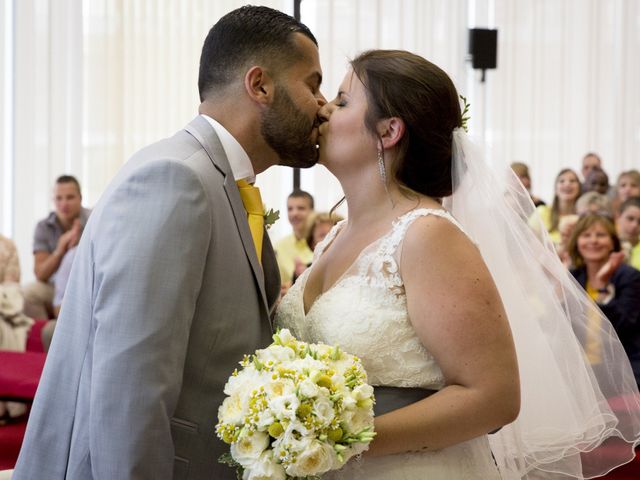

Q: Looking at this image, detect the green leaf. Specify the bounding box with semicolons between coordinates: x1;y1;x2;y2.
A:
218;452;244;480
459;94;471;132
264;208;280;230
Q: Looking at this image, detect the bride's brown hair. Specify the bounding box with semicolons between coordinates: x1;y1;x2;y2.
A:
351;50;462;198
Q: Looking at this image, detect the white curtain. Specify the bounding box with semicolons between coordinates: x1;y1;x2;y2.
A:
11;0;83;284
4;0;640;281
1;0;13;236
487;0;640;202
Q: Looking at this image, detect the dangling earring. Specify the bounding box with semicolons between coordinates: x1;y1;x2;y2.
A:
377;145;395;207
377;147;387;186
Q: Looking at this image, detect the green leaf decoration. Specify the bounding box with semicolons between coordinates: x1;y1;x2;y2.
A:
460;95;471;132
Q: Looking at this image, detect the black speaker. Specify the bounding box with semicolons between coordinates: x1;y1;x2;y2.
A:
468;28;498;69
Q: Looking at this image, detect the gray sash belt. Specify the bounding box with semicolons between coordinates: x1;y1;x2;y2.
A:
373;386;436;416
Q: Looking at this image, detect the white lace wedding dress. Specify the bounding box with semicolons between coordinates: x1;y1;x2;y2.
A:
275;208;502;479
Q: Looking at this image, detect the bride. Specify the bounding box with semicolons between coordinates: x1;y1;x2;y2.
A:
275;50;640;479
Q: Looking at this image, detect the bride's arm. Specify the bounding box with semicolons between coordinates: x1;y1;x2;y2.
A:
367;215;520;457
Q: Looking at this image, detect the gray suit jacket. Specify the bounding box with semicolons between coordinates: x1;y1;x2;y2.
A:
13;116;280;479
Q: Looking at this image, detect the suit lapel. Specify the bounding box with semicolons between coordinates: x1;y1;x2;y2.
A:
184;116;270;317
262;234;281;316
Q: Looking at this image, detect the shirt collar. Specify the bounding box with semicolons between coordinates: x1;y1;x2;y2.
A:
201;114;255;183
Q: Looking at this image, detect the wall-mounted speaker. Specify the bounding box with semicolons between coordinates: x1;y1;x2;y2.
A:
468;28;498;70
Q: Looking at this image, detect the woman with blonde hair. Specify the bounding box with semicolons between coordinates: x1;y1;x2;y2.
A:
291;212;344;282
532;168;581;246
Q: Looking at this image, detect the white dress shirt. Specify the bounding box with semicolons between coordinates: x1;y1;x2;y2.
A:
201;114;255;183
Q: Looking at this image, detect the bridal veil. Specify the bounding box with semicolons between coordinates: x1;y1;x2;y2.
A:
444;128;640;479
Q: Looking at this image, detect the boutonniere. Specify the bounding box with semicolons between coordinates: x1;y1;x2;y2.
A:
263;207;280;230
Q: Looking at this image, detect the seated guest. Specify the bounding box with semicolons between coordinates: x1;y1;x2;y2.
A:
274;190;314;289
532;168;581;247
0;234;20;284
613;170;640;217
22;175;90;319
568;214;640;385
617;197;640;270
582;166;610;196
576;191;613;217
0;283;34;421
292;212;344;283
510;162;545;207
581;152;602;183
306;211;344;251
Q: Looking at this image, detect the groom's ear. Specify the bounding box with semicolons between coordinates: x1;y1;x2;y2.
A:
244;66;273;105
376;117;405;149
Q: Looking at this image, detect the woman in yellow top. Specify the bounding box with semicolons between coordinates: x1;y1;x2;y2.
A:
534;168;581;246
617;197;640;270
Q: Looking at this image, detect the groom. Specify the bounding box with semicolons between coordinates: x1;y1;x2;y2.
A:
13;6;325;480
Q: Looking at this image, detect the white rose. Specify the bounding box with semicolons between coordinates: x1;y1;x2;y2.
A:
277;328;295;345
256;345;295;364
341;394;357;411
224;368;269;396
264;378;295;399
218;392;248;425
330;357;357;376
285;439;337;477
231;431;270;466
313;343;332;357
313;396;335;427
295;356;326;372
330;373;346;389
242;451;286;480
298;378;320;398
343;408;373;434
352;383;374;402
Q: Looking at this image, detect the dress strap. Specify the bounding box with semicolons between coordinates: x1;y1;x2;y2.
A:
375;208;469;295
381;208;469;257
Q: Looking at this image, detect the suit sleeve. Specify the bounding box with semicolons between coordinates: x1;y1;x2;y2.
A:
89;159;211;479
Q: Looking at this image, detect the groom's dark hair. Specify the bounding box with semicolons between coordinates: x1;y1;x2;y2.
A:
198;6;317;101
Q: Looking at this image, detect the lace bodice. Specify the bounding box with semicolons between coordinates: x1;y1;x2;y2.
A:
275;208;468;390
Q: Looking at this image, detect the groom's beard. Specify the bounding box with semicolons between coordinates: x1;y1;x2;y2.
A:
261;84;319;169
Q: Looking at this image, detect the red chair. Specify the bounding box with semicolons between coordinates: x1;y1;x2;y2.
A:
0;320;47;470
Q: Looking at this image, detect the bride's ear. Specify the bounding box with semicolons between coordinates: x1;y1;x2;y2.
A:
376;117;405;149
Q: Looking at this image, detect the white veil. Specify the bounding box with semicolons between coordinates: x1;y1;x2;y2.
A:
443;128;640;479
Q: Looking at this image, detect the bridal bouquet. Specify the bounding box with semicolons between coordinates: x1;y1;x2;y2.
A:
216;329;376;479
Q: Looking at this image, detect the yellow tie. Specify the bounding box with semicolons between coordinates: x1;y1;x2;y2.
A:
236;179;264;263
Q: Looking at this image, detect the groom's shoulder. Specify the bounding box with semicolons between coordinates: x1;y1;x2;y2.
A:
131;127;204;166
